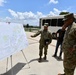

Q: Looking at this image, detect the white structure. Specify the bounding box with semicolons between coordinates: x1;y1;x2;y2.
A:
0;22;28;60
39;14;76;33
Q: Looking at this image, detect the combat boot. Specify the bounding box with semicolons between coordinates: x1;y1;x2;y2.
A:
43;55;47;60
57;56;62;60
38;56;42;62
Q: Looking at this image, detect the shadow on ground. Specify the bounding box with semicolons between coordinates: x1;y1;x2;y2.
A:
52;56;63;61
28;58;49;63
1;62;26;75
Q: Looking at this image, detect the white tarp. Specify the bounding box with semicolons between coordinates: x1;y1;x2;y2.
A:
0;22;28;60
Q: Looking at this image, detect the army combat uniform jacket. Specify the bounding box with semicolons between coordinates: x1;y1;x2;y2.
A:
33;29;52;45
62;22;76;69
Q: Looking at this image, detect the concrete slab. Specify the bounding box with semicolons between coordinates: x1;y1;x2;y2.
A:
0;32;76;75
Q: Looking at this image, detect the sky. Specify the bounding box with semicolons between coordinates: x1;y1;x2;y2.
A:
0;0;76;26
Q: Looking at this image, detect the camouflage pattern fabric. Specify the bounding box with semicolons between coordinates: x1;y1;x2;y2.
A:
62;22;76;75
33;29;52;56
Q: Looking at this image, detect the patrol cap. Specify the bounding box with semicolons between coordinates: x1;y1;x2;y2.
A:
63;13;75;21
44;23;48;27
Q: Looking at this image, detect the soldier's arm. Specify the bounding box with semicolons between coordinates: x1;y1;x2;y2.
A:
31;30;41;37
69;28;76;38
48;32;52;44
69;28;76;50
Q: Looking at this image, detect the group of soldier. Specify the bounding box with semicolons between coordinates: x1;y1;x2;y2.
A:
31;13;76;75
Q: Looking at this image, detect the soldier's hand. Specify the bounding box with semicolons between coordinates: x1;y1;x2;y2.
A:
46;42;49;45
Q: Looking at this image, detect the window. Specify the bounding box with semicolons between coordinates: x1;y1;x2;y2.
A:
51;19;57;26
42;19;46;26
57;19;64;26
42;19;51;26
75;19;76;23
41;18;64;27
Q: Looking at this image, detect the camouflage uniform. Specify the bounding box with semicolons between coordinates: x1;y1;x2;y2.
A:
62;22;76;75
32;29;52;58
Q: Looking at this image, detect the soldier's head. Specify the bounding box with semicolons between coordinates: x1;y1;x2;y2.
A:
62;13;75;30
44;23;48;30
63;13;75;22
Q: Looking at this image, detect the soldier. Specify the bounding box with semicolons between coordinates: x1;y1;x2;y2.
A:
31;23;52;62
58;13;76;75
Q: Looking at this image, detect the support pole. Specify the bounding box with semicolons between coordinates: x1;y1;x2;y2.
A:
21;50;30;68
6;57;9;72
10;55;13;75
5;50;30;75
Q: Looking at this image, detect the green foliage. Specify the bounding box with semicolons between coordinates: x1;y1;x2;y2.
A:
59;12;69;15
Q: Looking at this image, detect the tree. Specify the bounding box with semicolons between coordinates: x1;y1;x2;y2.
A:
59;12;69;15
26;24;29;28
